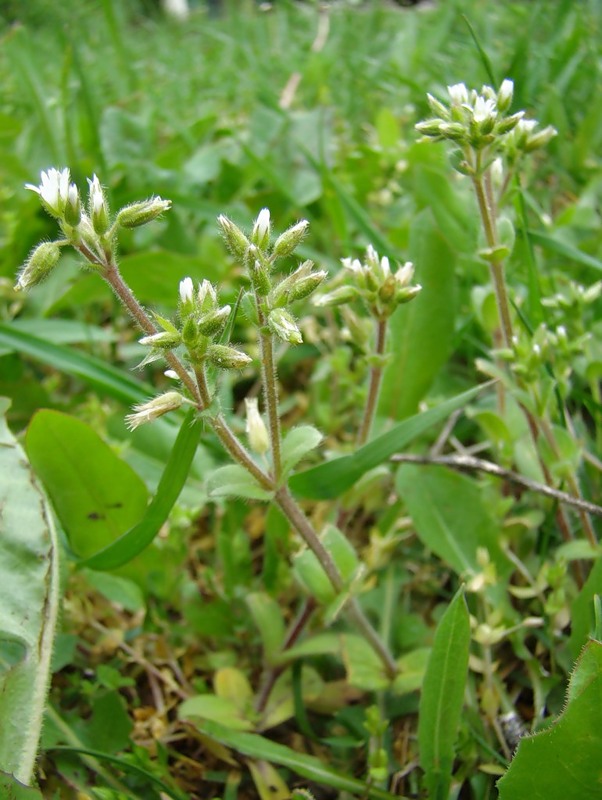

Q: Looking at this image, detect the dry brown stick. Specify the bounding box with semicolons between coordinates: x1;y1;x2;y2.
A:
391;452;602;521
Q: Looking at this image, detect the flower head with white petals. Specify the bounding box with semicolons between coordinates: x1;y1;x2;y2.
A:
25;168;71;217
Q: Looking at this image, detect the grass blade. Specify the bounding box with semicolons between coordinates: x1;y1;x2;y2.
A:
290;383;490;499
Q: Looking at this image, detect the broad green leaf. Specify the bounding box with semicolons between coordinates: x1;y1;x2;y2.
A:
497;640;602;800
81;409;202;570
396;465;512;578
0;322;153;407
0;398;60;786
207;464;273;501
179;695;255;732
379;210;457;419
341;635;390;691
26;410;148;559
290;383;489;500
246;593;287;665
281;425;323;476
0;774;43;799
418;589;471;800
393;648;431;695
568;555;602;659
190;719;401;800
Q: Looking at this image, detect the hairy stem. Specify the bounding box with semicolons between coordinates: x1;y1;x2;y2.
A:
471;172;514;348
357;318;388;446
275;486;398;678
256;302;283;480
102;259;202;404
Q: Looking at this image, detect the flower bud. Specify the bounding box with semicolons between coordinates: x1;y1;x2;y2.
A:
495;110;525;134
524;125;557;152
126;391;184;430
182;316;199;346
64;183;81;227
250;259;271;297
496;78;514;113
87;174;110;235
447;83;469;105
271;219;309;259
197;279;218;312
198;305;231;336
15;241;61;291
116;196;172;228
415;119;445;138
313;286;358;307
207;344;252;369
217;214;251;260
244;398;270;455
426;93;450;118
138;331;182;349
251;208;271;249
179;276;194;306
267;308;302;344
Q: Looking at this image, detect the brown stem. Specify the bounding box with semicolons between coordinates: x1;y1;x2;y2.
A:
275;486;398;678
102;260;201;403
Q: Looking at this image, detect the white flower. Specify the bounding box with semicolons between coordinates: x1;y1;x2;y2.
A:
447;83;469;105
179;276;194;304
472;96;497;124
25;168;71;216
394;261;415;287
245;397;270;455
87;174;105;214
164;369;179;380
341;257;364;274
198;279;217;309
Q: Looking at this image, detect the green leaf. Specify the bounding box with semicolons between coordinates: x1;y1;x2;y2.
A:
290;383;490;499
379;210;457;419
246;593;287;665
0;398;60;786
418;588;471;800
189;719;400;800
26;410;149;559
207;464;273;501
0;774;43;799
179;695;255;732
0;322;154;408
568;555;602;659
81;409;201;570
396;465;512;578
393;648;431;695
497;640;602;800
281;425;323;476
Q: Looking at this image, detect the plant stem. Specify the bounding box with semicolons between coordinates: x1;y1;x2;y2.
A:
256;304;283;480
102;259;201;404
471;169;514;348
98;260;397;678
193;365;274;492
358;318;388;446
275;486;398;678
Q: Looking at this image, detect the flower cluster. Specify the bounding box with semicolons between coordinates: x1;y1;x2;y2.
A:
218;209;327;345
17;168;171;291
138;275;251;373
316;244;421;321
416;79;556;173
